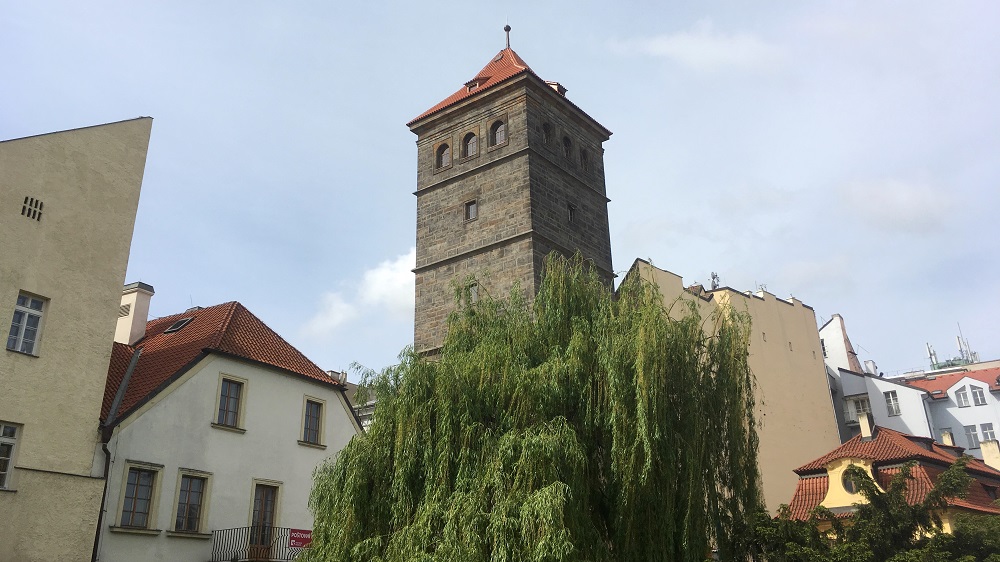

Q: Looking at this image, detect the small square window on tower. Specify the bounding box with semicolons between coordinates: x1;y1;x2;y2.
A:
464;200;478;221
567;204;577;223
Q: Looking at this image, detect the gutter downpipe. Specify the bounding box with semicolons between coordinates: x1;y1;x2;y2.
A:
91;348;142;562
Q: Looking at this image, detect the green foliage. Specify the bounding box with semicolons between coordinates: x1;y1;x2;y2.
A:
755;457;1000;562
305;254;765;562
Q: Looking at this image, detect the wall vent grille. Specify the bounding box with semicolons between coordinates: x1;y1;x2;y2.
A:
21;197;43;221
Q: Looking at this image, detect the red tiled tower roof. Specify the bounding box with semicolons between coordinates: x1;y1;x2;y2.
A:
408;48;535;126
102;302;337;424
786;426;1000;520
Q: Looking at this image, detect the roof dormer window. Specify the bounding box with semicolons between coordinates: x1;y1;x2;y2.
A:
164;318;193;334
465;80;480;92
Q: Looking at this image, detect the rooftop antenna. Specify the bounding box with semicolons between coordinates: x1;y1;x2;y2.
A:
504;24;511;49
710;272;720;290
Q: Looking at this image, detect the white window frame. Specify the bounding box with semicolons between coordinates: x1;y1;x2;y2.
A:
171;468;212;535
956;386;971;408
965;425;981;449
6;293;46;356
299;396;326;448
844;397;871;422
982;423;996;443
971;386;987;406
115;460;163;532
0;422;21;490
884;390;901;417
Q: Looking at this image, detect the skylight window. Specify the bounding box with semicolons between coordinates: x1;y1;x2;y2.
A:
163;318;193;334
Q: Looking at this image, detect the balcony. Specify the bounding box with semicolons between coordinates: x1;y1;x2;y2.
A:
210;526;309;562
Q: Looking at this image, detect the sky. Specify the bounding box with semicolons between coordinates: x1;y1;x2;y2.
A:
3;2;999;379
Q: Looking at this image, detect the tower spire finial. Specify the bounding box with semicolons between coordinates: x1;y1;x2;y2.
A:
504;24;511;49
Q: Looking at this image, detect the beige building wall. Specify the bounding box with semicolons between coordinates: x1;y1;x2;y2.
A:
630;260;841;511
0;118;152;562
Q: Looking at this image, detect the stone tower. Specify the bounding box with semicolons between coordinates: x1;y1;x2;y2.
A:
408;31;613;352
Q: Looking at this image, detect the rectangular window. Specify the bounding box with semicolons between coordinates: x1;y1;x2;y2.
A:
217;378;243;428
820;338;827;358
845;397;871;422
464;200;478;221
121;467;157;528
7;294;45;355
982;423;996;443
971;386;987;406
965;425;981;449
250;482;279;547
302;400;323;445
567;204;577;223
0;423;20;489
884;390;901;417
956;387;970;408
175;474;207;532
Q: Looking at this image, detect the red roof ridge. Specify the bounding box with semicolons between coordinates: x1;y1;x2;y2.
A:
408;47;537;126
102;301;337;425
210;301;241;349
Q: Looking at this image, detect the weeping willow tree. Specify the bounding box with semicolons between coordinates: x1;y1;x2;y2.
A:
306;254;763;562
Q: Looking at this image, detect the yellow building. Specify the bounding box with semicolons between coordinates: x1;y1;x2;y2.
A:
624;259;841;511
0;118;153;562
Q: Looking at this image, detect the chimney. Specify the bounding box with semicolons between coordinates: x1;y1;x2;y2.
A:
859;413;875;442
981;440;1000;471
115;282;154;345
941;430;954;447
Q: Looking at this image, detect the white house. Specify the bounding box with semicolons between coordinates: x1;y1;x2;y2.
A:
905;367;1000;459
94;297;361;562
820;314;933;441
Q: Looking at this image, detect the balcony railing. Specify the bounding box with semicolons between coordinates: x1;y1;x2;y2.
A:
210;526;307;562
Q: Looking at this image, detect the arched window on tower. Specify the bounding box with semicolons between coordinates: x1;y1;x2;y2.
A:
489;120;507;146
542;123;551;144
436;144;451;169
562;136;572;158
580;149;590;171
462;133;478;158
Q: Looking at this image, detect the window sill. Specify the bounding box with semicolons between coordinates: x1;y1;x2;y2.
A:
5;348;38;358
887;413;901;417
0;487;16;493
166;530;212;540
210;423;246;434
297;440;327;450
109;526;162;536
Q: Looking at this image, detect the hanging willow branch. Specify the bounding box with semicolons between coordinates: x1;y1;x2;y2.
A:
306;254;763;562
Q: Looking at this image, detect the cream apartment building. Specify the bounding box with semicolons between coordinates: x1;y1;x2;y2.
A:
0;119;153;561
625;259;841;511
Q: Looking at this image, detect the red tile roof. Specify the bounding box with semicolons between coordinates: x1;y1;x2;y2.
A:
794;427;993;476
102;302;336;424
787;475;830;520
786;426;1000;520
904;367;1000;399
408;48;534;126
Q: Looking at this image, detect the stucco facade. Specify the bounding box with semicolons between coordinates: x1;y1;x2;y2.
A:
96;353;360;561
0;119;152;562
627;260;841;511
905;368;1000;459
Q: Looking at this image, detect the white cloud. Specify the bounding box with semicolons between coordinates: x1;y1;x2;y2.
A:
359;247;416;316
301;292;357;338
610;19;783;72
839;179;953;232
302;247;415;339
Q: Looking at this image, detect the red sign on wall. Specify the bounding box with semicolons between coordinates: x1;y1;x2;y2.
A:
289;529;313;548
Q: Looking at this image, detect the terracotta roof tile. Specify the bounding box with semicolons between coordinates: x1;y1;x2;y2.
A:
408;48;534;126
786;426;1000;520
794;426;1000;478
904;367;1000;399
787;476;829;520
102;302;336;423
